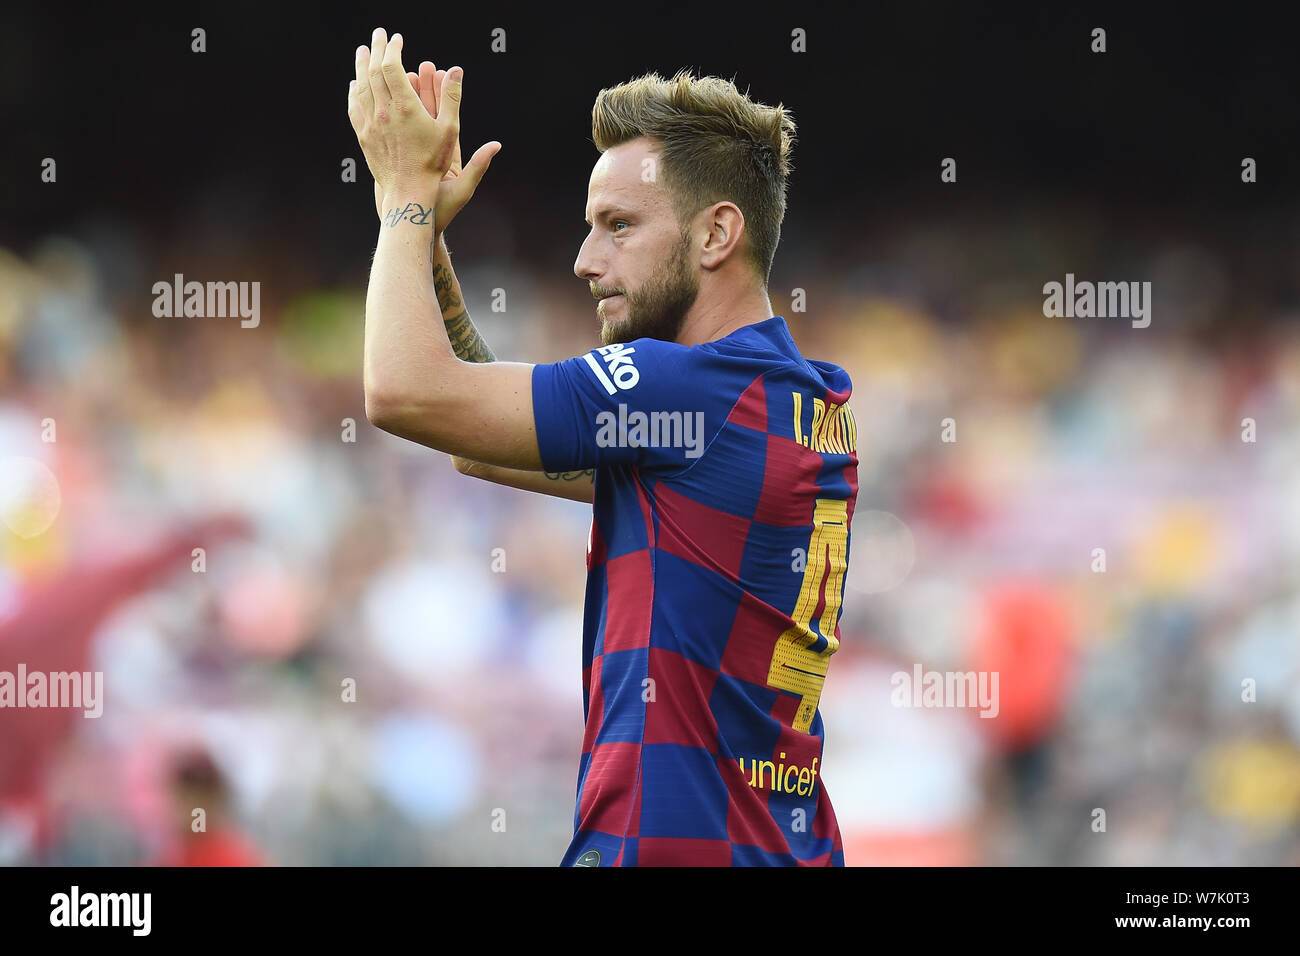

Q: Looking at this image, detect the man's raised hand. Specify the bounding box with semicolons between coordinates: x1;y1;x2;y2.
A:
373;61;501;232
351;32;501;232
348;28;462;206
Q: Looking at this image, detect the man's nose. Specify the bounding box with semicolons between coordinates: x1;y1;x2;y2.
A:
574;230;600;282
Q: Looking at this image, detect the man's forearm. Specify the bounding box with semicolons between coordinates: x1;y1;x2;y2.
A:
365;195;454;414
432;235;595;502
432;234;495;363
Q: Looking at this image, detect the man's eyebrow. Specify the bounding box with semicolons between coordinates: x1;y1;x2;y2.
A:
585;206;631;226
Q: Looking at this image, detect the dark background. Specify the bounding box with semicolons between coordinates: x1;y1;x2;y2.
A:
4;2;1298;293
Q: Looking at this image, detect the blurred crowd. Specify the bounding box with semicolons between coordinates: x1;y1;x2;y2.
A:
1;206;1298;865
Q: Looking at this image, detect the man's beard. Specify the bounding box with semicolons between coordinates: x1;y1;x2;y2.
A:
599;232;699;346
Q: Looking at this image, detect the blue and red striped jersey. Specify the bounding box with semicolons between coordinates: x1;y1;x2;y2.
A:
531;315;857;866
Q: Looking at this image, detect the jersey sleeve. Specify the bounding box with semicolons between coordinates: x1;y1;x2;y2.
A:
531;337;719;473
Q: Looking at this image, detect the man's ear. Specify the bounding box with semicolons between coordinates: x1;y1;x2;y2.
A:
698;201;746;271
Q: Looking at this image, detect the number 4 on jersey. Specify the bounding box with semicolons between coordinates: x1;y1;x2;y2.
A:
767;497;849;733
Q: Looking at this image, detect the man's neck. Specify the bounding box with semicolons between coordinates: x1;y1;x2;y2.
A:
676;283;775;347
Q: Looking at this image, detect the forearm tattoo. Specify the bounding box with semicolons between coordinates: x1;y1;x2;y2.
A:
544;469;596;483
432;258;496;364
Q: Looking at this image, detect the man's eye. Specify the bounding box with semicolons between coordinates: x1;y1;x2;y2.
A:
612;220;629;232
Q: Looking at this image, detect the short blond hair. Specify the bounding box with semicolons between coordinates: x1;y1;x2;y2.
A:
591;69;796;284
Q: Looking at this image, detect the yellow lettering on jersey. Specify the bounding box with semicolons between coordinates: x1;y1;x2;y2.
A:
830;403;846;454
767;497;849;733
818;402;837;451
792;394;858;455
821;405;836;454
809;398;825;450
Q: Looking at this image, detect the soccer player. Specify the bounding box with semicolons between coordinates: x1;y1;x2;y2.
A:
349;28;857;866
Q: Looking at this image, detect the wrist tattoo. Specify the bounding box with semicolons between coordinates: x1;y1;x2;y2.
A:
383;201;434;229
